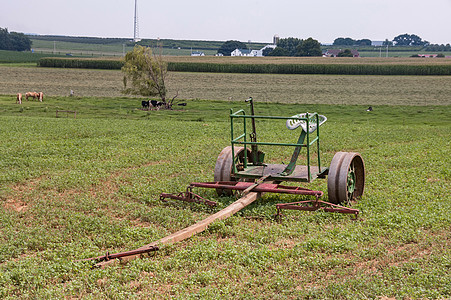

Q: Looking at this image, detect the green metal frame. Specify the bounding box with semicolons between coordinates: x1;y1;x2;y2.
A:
230;107;326;182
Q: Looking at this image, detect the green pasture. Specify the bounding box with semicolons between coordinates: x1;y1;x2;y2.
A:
30;39;130;56
0;49;71;64
29;39;218;57
0;95;450;299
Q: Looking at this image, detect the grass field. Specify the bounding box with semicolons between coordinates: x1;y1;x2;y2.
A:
0;50;73;64
0;92;450;298
29;39;219;57
1;59;450;299
1;65;451;106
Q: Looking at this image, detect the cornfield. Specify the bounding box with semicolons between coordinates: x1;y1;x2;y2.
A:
38;57;451;75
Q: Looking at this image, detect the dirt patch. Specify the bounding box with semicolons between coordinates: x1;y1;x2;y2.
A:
3;176;46;212
2;160;167;213
4;199;28;212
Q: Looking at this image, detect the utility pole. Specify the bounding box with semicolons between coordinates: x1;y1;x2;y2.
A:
133;0;139;42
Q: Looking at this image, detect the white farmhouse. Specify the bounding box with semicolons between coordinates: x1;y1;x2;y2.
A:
191;51;205;56
231;49;253;56
231;44;277;57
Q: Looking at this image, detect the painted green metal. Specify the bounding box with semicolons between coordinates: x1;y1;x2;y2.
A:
280;130;306;176
229;102;327;183
347;164;356;199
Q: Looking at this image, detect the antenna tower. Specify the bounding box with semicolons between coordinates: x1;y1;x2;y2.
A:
133;0;139;42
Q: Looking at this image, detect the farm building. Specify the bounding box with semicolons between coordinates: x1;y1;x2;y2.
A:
231;49;254;56
191;51;205;56
417;54;437;58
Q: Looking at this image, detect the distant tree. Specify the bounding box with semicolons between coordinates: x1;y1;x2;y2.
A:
122;45;176;109
266;47;289;56
425;43;451;52
382;39;393;46
296;38;322;56
277;37;303;56
356;39;372;46
333;38;371;47
436;53;445;58
393;34;428;46
333;37;355;46
262;47;275;56
218;40;247;56
0;28;31;51
337;49;353;57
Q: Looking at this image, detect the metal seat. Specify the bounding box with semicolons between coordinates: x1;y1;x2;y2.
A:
286;113;327;133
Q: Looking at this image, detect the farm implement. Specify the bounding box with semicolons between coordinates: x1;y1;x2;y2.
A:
161;97;364;217
85;98;364;268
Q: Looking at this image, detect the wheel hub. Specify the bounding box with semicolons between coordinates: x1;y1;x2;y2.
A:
347;166;356;198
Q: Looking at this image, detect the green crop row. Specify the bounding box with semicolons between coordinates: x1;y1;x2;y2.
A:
38;57;451;75
38;57;123;69
167;62;451;75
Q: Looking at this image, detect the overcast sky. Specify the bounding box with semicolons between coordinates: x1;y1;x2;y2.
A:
2;0;450;44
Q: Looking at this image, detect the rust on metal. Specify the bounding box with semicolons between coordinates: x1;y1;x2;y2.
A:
80;246;159;263
189;180;323;197
160;186;217;207
276;197;359;218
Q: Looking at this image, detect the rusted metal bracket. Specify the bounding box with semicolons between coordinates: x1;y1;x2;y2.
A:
79;246;159;264
160;186;217;207
275;196;359;219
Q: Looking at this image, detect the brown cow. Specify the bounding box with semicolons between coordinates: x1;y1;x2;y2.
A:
25;92;39;101
16;93;22;104
38;92;44;102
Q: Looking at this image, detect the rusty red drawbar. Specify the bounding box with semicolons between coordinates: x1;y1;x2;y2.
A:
191;181;323;197
160;180;359;217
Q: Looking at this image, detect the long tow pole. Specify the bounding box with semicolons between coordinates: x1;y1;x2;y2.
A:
92;178;272;268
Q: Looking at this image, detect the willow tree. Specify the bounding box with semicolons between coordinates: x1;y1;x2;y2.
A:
122;45;175;108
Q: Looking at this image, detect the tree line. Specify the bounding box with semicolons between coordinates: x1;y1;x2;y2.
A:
218;38;323;57
29;35;131;45
218;33;449;57
333;34;430;47
0;28;31;51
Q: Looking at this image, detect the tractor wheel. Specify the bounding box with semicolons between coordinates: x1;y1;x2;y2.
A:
327;152;365;204
214;146;250;196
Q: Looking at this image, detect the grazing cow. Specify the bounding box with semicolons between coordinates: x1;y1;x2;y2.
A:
38;92;44;102
16;93;22;104
25;92;39;101
142;100;150;109
150;100;164;110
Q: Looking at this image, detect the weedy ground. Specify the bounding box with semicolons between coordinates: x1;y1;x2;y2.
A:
0;94;449;299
